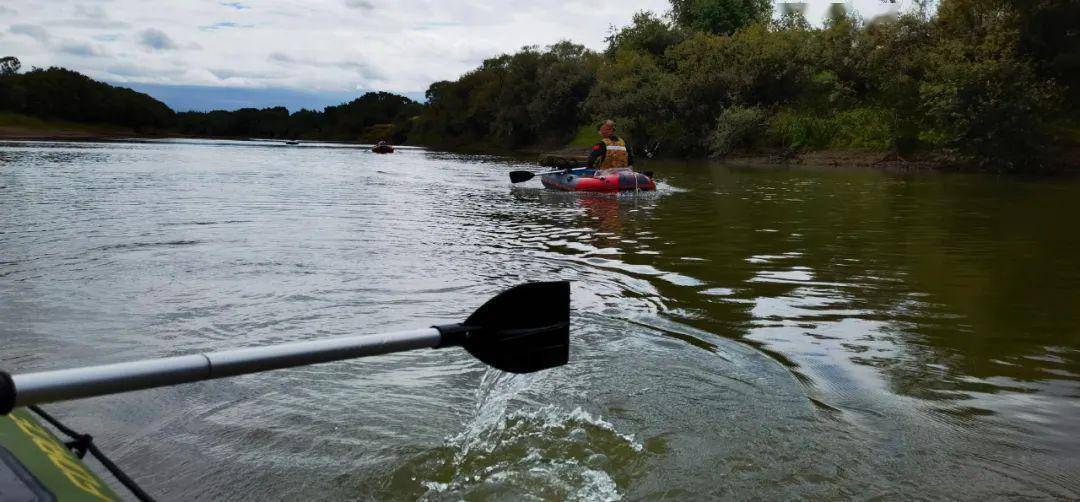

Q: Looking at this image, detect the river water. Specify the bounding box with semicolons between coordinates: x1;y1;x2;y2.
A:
1;139;1078;500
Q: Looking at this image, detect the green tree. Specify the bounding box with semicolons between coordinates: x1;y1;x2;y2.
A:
605;11;685;60
414;42;598;147
857;13;935;153
669;0;772;35
669;24;812;136
586;48;682;155
0;67;174;130
922;0;1062;169
1008;0;1080;109
528;42;600;144
0;56;20;76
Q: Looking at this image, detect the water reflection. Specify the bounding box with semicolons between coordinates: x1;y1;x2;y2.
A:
504;163;1080;496
507;170;1080;406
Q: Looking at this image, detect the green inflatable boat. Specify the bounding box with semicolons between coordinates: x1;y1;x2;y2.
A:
1;408;121;501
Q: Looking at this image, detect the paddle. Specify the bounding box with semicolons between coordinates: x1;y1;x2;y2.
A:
0;281;570;413
509;169;571;184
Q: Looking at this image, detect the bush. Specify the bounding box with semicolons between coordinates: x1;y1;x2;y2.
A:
830;108;895;150
766;107;896;151
710;106;767;156
769;111;836;150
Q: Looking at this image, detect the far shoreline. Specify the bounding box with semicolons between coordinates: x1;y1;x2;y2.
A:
3;124;1077;175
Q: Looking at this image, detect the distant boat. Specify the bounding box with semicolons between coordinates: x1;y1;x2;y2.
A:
284;140;300;145
372;141;394;154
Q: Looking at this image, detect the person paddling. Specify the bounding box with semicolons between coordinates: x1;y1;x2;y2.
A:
508;119;653;189
586;119;635;173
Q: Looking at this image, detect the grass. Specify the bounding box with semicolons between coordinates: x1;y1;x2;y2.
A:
1062;123;1080;144
769;107;896;151
567;124;599;148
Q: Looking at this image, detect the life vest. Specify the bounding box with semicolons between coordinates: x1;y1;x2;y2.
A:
599;137;629;169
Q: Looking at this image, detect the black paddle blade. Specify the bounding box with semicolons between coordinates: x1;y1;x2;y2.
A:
509;170;536;183
435;281;570;373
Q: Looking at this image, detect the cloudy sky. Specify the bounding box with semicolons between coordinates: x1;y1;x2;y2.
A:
2;0;904;111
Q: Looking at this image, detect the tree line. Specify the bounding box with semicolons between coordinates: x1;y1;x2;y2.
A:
0;58;421;142
0;61;175;130
2;0;1077;171
412;0;1078;171
174;92;421;142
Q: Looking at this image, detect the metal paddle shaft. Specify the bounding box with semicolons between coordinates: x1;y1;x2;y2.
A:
0;281;570;414
0;328;440;411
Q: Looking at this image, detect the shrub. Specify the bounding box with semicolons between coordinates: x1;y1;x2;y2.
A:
710;106;768;156
830;108;895;150
769;111;836;150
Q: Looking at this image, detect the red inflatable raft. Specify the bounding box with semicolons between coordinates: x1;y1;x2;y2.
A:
541;168;656;192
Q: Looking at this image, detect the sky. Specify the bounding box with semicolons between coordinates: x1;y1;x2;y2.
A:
2;1;906;111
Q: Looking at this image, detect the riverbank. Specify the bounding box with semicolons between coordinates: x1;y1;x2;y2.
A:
724;150;958;172
738;146;1080;173
0;113;387;144
4;117;1077;174
534;144;959;172
536;141;1080;174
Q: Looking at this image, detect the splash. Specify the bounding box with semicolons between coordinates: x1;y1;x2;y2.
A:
393;372;645;501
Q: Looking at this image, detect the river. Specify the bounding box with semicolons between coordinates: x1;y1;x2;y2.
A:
1;139;1078;500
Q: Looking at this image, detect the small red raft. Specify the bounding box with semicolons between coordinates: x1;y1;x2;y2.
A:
372;142;394;153
541;168;656;192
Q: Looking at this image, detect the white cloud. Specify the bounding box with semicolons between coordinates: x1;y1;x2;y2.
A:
106;62;186;79
58;40;109;57
344;0;374;10
798;0;903;24
139;28;178;50
2;1;906;95
10;23;50;44
74;4;108;20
